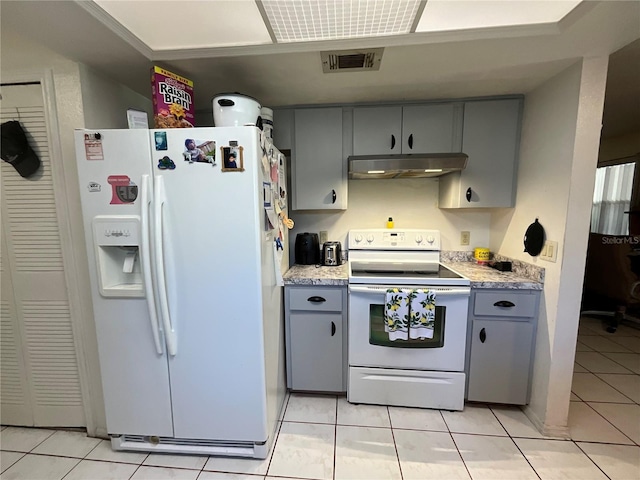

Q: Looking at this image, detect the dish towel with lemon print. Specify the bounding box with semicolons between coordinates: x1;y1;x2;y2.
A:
409;289;436;339
384;288;410;340
385;288;436;341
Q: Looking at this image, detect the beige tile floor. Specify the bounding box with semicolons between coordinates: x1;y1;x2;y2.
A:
1;316;639;479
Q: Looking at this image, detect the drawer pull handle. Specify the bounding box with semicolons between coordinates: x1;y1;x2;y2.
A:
480;327;486;343
332;189;337;204
307;296;326;303
466;187;472;202
408;133;414;149
391;134;396;150
331;321;336;336
494;300;516;308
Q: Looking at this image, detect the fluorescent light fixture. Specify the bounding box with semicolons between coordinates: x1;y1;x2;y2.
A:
424;169;443;173
368;170;386;174
259;0;425;43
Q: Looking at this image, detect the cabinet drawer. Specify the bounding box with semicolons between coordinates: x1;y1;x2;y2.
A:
288;287;343;312
474;292;537;318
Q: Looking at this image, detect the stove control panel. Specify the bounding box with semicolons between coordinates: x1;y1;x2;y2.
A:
349;229;441;250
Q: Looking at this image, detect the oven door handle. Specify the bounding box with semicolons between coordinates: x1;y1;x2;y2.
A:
348;285;471;296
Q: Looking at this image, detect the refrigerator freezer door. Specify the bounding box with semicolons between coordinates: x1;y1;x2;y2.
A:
75;130;173;437
152;127;269;442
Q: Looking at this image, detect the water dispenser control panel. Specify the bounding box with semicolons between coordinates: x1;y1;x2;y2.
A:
94;216;140;247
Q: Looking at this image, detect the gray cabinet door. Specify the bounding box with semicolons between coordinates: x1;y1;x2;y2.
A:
289;313;343;392
440;98;521;208
402;104;463;153
467;319;534;404
293;108;346;210
353;106;402;155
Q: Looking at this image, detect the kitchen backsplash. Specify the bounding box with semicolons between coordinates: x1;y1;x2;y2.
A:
288;178;491;266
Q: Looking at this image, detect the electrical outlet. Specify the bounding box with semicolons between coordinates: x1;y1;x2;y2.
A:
319;230;328;245
460;231;470;245
540;240;558;262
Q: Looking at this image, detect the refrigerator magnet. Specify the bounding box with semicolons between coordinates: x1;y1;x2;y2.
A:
263;182;272;207
221;146;244;172
154;131;168;150
157;156;176;170
87;181;101;193
183;139;216;164
84;133;104;161
107;175;137;204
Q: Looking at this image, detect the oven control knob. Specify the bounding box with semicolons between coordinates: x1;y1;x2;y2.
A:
366;234;375;243
354;234;363;243
427;235;435;244
415;235;423;244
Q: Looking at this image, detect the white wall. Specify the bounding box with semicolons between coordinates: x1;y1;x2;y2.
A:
289;177;492;264
490;57;608;435
79;64;153;129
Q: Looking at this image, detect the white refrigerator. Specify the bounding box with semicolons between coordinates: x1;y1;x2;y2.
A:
74;127;288;458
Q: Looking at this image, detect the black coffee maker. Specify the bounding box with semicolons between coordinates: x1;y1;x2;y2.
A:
295;232;320;265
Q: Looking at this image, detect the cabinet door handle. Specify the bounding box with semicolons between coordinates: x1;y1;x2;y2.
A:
494;300;516;308
331;189;336;204
466;188;472;202
479;327;486;343
331;321;336;336
408;134;414;149
307;296;326;303
391;134;396;150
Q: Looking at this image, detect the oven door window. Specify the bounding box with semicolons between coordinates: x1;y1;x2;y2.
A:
369;304;445;348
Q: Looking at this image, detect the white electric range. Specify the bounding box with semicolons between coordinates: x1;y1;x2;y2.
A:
347;229;471;411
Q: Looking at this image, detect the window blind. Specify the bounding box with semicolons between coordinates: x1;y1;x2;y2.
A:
591;162;635;235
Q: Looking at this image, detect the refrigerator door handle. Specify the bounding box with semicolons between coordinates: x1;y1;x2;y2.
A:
154;176;178;356
141;175;163;355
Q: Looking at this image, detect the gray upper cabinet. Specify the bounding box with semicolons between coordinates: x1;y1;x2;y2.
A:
439;98;522;208
353;103;463;155
273;108;293;150
292;107;346;210
353;106;402;155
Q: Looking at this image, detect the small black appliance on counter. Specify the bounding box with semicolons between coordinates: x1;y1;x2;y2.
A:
295;232;320;265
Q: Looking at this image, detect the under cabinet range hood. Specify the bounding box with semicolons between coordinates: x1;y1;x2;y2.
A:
348;153;468;179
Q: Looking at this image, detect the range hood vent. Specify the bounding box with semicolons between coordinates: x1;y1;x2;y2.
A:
348;153;468;179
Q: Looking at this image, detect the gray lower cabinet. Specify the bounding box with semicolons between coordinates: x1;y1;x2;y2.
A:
285;286;347;392
466;289;539;405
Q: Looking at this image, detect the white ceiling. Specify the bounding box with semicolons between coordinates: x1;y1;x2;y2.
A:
1;1;638;138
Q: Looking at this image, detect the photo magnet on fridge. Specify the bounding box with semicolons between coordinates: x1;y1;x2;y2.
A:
183;139;216;164
221;146;244;172
155;131;168;150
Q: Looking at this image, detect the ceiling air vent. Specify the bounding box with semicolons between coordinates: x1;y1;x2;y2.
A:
321;48;384;73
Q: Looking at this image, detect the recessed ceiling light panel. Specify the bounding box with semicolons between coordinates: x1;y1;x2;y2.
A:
260;0;424;43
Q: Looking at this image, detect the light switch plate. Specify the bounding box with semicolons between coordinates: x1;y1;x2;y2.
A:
540;240;558;262
319;230;328;245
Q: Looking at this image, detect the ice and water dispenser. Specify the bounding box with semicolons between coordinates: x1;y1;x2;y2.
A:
93;216;143;297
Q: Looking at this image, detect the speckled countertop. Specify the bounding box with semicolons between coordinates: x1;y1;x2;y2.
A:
283;263;349;286
283;260;541;289
442;261;543;290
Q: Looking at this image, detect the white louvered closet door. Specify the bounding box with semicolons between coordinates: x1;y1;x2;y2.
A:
1;83;85;427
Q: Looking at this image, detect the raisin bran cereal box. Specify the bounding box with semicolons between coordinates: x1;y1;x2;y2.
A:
151;66;195;128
